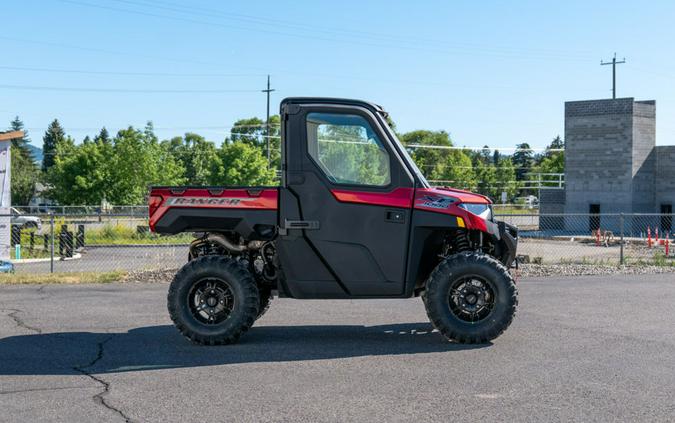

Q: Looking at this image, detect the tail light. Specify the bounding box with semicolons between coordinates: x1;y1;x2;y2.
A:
149;195;163;218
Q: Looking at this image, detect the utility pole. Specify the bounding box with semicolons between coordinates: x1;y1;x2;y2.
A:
601;53;626;99
261;75;275;165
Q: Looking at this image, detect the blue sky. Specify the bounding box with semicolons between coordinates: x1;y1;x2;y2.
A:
2;0;674;150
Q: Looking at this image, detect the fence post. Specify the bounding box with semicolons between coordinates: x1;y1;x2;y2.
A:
620;213;625;266
50;213;55;273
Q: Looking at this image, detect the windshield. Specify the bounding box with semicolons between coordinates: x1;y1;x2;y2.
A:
378;112;430;188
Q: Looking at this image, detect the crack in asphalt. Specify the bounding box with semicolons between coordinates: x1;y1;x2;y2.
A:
3;308;132;422
73;335;134;423
35;284;51;301
5;308;42;334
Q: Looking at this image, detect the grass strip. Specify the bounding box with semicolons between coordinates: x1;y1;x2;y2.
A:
0;271;126;285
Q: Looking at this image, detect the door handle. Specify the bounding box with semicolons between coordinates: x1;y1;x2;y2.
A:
385;210;406;224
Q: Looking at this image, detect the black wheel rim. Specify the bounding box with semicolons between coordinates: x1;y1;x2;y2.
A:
187;277;235;325
448;275;496;323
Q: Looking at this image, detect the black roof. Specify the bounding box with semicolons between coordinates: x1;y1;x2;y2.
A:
280;97;386;114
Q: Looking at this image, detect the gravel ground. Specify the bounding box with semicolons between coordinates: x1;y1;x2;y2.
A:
517;263;675;278
123;268;180;283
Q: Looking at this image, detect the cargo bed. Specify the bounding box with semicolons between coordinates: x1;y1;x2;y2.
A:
149;186;279;239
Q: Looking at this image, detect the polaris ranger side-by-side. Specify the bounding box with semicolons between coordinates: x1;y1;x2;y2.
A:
149;98;518;345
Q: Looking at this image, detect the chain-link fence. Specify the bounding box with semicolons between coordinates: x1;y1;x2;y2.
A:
497;213;674;266
1;211;673;276
2;212;187;275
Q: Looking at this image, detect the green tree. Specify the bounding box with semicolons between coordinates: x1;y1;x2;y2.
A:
42;119;65;172
512;142;534;181
227;115;281;169
7;117;39;205
473;159;497;198
400;130;476;189
48;124;186;205
107;125;185;204
9;117;33;157
494;157;519;201
229;117;266;147
532;136;565;188
94;127;110;145
46;136;111;205
164;133;220;185
210;142;276;186
312;123;389;186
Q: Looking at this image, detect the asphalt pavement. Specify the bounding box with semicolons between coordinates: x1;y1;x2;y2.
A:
1;274;675;422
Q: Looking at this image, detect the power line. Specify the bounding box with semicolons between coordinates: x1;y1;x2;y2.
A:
0;65;264;78
0;35;235;69
0;84;261;94
55;0;594;62
0;38;579;91
118;0;592;60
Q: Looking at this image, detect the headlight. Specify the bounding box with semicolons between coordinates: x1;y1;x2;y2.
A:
458;203;492;220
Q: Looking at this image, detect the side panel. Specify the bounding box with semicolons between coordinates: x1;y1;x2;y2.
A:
149;187;279;239
153;208;277;239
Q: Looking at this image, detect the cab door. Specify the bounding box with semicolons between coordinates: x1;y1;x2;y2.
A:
277;100;415;298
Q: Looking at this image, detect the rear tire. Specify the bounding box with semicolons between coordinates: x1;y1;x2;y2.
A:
167;256;259;345
423;252;517;344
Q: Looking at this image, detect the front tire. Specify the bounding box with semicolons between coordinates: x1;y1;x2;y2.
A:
423;252;517;344
167;256;259;345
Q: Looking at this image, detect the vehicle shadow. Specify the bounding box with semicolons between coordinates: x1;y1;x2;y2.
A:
0;322;489;376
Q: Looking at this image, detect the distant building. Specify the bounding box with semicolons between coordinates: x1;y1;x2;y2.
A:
540;97;674;232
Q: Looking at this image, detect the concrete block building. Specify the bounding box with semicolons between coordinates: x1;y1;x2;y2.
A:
540;97;674;233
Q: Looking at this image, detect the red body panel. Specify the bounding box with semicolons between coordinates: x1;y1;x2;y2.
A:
149;185;491;233
415;187;491;205
149;187;278;231
330;187;414;208
413;187;490;231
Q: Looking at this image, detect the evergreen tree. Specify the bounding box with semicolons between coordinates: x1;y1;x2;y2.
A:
493;149;500;165
512;142;534;181
532;136;565;187
7;117;39;205
42;119;65;172
480;145;492;163
9;117;32;159
94;127;110;144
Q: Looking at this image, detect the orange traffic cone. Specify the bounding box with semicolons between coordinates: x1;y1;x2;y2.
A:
648;227;653;248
